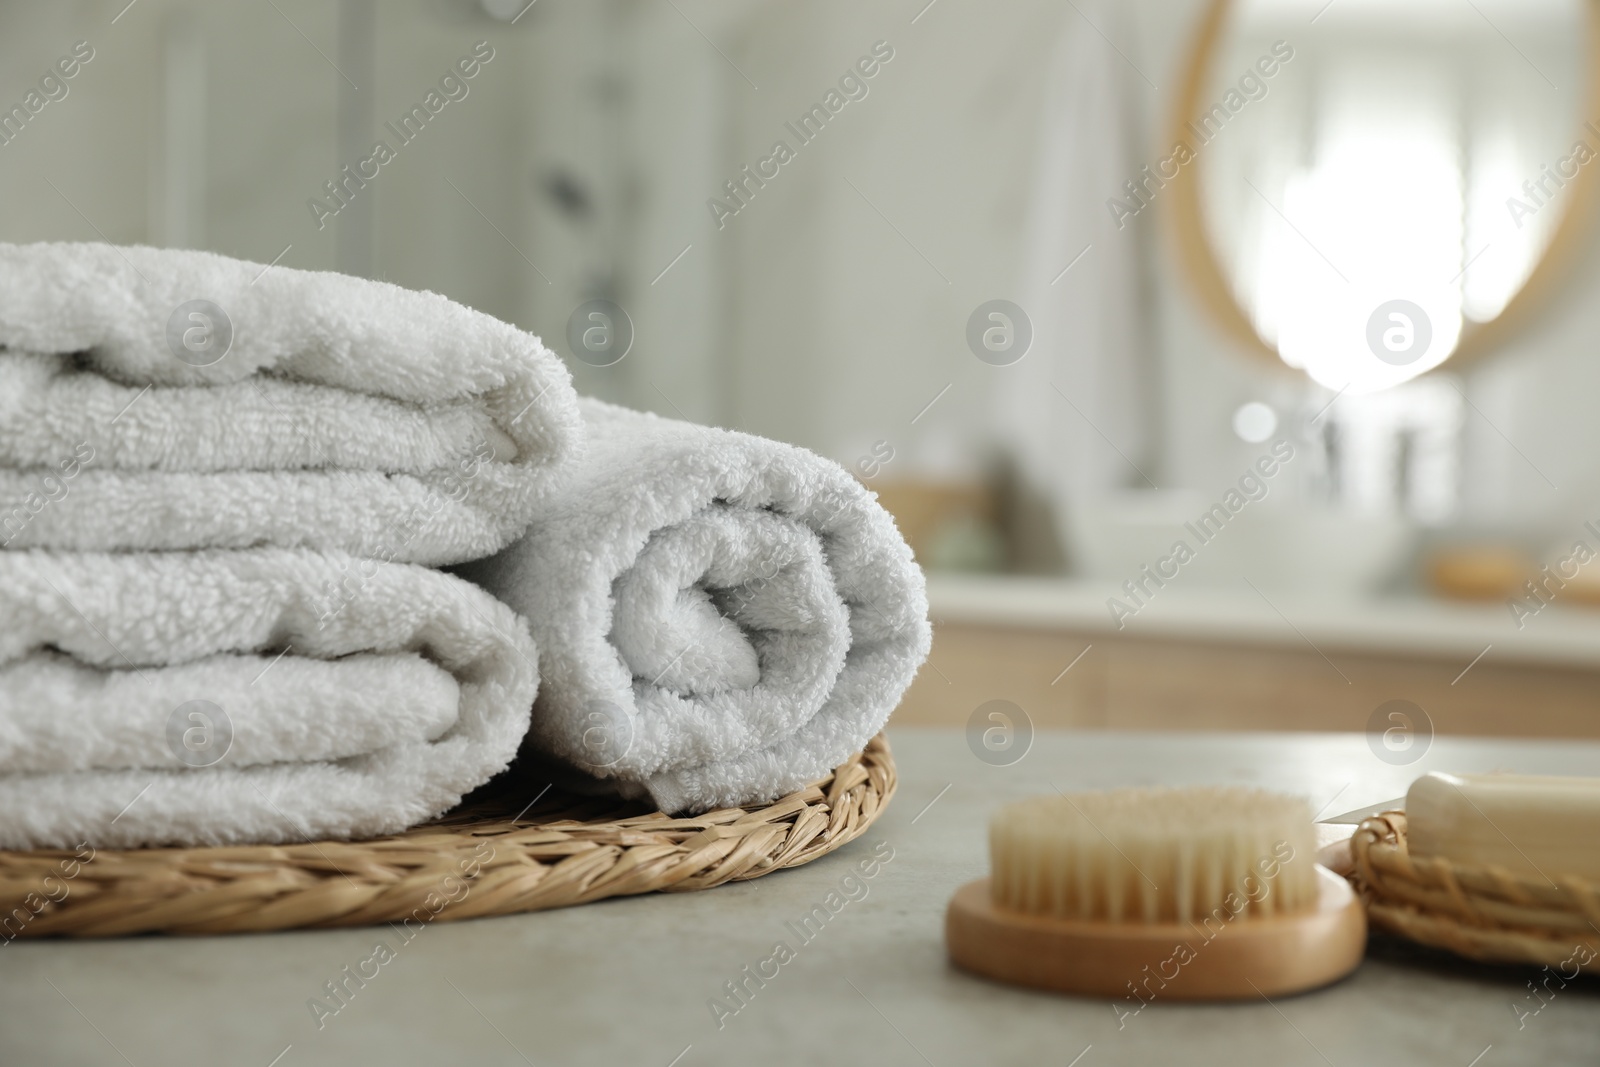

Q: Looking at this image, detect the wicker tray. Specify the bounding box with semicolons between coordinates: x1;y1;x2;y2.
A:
0;734;895;938
1347;810;1600;971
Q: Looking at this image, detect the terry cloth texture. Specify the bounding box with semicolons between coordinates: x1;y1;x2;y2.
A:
0;549;538;849
0;241;581;564
459;399;931;814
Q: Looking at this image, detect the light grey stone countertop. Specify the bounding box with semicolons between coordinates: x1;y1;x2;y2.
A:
4;727;1598;1067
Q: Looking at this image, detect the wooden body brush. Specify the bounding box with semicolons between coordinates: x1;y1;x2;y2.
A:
946;787;1366;1000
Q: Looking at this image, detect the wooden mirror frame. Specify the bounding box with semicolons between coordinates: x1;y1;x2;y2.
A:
1167;0;1600;375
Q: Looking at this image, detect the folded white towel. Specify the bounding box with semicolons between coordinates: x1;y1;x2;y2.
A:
459;399;930;813
0;549;537;849
0;242;580;564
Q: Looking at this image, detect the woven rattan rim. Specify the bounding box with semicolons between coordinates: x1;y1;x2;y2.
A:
0;734;895;939
1348;811;1600;971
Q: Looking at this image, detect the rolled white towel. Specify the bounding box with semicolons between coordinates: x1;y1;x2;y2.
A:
0;242;580;564
459;399;930;813
0;549;538;849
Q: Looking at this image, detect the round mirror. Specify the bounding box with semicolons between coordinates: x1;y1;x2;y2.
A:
1169;0;1600;392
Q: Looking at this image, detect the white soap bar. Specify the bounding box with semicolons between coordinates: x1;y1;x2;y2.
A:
1406;772;1600;882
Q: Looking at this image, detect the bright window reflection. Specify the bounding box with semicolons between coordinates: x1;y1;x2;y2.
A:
1256;70;1463;392
1213;0;1582;395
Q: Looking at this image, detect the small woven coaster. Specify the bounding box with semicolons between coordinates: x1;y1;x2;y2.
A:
0;734;895;938
1348;810;1600;971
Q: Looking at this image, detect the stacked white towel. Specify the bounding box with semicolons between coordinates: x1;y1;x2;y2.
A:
460;399;931;814
0;242;579;848
0;551;537;849
0;242;579;563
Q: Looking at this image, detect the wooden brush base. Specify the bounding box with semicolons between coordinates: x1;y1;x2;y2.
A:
946;866;1365;1000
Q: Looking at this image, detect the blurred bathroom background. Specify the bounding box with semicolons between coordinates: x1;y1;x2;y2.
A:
7;0;1600;742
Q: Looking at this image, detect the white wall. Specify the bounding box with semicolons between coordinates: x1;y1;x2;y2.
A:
719;0;1074;477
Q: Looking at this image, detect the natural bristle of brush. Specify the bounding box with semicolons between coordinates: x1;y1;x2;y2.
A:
989;787;1318;924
